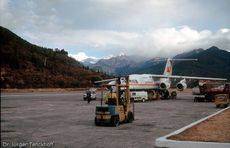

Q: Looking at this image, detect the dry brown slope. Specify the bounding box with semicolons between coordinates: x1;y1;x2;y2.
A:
0;26;110;88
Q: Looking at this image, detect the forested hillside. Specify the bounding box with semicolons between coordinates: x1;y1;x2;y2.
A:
0;26;110;88
101;47;230;80
126;47;230;80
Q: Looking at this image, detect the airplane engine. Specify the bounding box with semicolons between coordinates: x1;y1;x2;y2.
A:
160;82;170;89
176;79;187;91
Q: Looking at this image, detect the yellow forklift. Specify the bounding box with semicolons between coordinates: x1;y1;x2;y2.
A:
94;77;134;126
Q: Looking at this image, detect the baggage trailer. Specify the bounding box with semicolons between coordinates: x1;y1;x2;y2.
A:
193;82;230;102
215;94;229;108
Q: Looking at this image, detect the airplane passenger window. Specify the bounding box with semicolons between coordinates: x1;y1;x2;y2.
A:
130;80;138;83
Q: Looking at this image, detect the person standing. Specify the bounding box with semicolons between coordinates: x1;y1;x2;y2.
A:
86;90;91;103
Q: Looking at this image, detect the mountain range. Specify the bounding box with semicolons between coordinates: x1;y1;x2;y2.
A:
83;55;149;75
0;26;110;88
83;47;230;80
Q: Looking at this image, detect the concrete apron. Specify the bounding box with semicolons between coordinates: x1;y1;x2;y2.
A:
155;106;230;148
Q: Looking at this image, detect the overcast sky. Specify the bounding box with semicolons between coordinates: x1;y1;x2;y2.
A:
1;0;230;61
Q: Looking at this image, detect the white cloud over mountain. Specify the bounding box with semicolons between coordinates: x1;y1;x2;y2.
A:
1;0;229;59
36;26;230;60
70;52;101;62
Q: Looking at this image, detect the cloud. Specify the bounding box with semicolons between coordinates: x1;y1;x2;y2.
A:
25;26;230;58
69;52;98;61
1;0;230;59
2;0;230;32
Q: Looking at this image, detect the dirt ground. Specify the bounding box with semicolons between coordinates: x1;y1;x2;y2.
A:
169;108;230;143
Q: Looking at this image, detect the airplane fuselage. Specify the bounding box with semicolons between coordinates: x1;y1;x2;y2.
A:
129;74;160;90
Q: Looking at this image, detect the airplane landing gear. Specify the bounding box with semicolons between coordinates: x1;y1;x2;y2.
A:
170;91;177;99
160;90;177;99
160;89;169;99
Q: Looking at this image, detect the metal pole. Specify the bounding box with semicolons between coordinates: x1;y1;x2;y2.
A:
133;99;135;120
101;87;103;106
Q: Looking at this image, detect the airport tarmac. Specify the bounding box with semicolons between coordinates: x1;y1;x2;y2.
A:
1;90;221;148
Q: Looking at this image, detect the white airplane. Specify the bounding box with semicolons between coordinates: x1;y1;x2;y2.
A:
128;59;226;91
95;58;227;98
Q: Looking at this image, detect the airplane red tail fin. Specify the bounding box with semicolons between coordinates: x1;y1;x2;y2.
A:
163;59;173;76
163;59;197;76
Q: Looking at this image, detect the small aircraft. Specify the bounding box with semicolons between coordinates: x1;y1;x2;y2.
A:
95;58;227;99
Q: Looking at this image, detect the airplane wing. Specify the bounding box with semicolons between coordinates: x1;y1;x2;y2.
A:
150;74;227;81
94;78;118;84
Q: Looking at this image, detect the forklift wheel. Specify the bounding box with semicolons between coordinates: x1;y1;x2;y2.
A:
127;112;134;123
111;116;119;127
